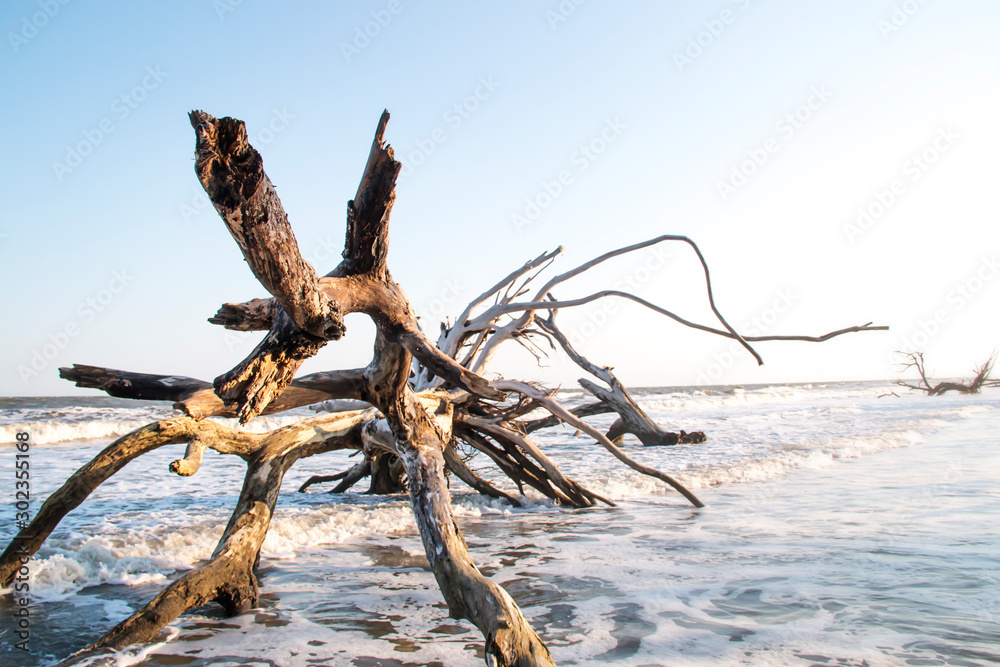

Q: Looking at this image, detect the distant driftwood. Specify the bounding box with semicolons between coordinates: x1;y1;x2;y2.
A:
897;350;1000;395
1;110;885;666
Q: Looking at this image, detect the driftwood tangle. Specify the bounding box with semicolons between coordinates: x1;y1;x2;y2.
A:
896;350;1000;395
1;111;887;666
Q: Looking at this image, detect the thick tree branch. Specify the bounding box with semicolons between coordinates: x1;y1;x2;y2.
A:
87;411;366;651
190;110;344;341
60;365;368;419
332;109;400;281
58;364;211;401
202;110;401;422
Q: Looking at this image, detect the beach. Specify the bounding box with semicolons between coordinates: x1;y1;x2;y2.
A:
1;381;997;666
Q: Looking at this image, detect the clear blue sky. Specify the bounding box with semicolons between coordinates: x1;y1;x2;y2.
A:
2;0;998;396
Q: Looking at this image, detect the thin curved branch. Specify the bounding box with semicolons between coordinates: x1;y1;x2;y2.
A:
456;248;564;331
494;380;705;508
532;235;761;363
498;291;887;347
455;426;568;503
520;401;614;434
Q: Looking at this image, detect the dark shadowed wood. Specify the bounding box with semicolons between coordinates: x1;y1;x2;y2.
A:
210;298;278;331
298;459;371;493
332;110;400;281
455;425;572;503
58;365;211;402
200;111;405;422
443;442;523;507
212;274;328;423
190;110;344;341
60;364;367;419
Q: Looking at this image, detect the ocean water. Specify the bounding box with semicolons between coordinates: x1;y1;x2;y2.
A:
0;381;997;666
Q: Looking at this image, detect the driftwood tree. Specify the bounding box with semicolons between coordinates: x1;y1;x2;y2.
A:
896;350;1000;395
0;111;886;666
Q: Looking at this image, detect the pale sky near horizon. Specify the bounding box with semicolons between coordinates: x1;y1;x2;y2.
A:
2;0;998;396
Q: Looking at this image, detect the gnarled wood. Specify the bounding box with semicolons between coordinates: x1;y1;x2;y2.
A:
210;298;278;331
200;110;402;423
190;110;343;342
333;109;399;281
14;109;890;667
89;410;366;652
0;418;244;586
59;364;367;419
537;315;699;447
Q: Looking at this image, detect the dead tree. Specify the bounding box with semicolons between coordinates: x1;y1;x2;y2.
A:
0;111;886;666
896;350;1000;395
